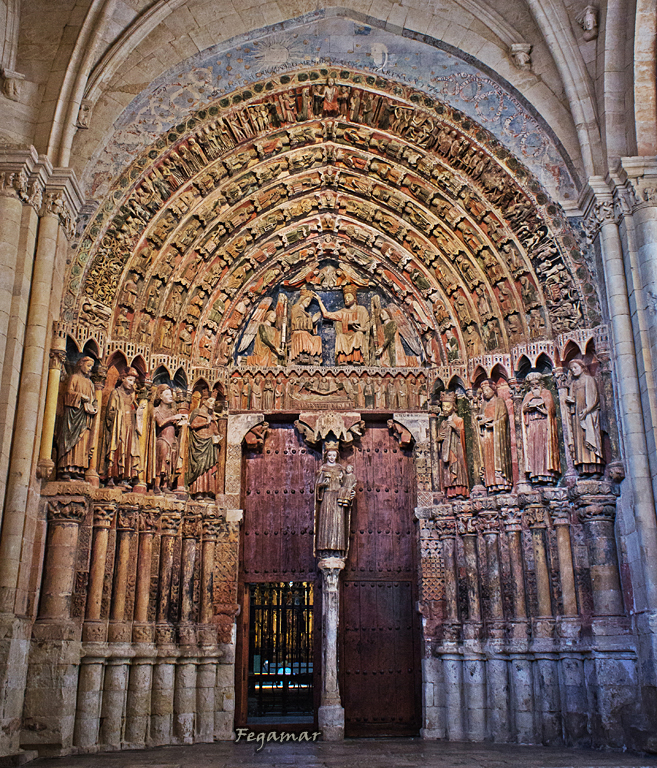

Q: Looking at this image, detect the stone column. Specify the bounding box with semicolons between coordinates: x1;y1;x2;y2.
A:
99;656;131;748
85;366;107;487
151;511;181;746
36;347;66;479
501;504;533;744
133;508;159;640
124;656;155;748
73;654;105;749
523;502;553;622
83;502;117;642
544;490;578;618
573;480;624;617
38;499;87;621
0;193;68;613
479;510;509;742
108;505;138;643
317;556;345;741
174;514;199;744
156;511;182;637
125;507;159;748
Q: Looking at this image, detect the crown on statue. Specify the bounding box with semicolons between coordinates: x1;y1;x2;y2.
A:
440;391;457;404
324;439;339;451
342;284;357;300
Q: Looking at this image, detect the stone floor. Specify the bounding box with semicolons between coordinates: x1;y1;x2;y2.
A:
22;740;657;768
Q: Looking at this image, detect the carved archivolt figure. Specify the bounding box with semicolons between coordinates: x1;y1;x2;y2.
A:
476;380;512;492
566;360;604;474
315;285;370;365
187;394;222;498
521;372;560;484
315;442;356;555
101;367;141;486
436;392;469;498
290;288;323;364
58;356;97;479
146;385;187;493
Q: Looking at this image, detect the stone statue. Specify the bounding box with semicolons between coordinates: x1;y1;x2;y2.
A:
476;380;512;492
521;372;560;484
146;385;187;493
566;360;604;474
248;310;285;366
289;288;322;365
315;441;356;555
436;391;469;498
315;285;370;365
58;356;97;479
101;367;141;486
187;394;222;498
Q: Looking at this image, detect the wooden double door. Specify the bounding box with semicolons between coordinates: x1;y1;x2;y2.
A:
238;419;420;736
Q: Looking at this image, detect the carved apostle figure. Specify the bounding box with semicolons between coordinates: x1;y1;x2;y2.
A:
58;356;98;479
566;360;604;474
315;441;355;555
436;391;469;498
476;380;512;492
289;289;323;365
102;367;141;486
521;372;560;484
187;394;222;498
315;286;370;365
147;385;187;493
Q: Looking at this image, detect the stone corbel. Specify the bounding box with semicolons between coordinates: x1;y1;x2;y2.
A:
294;411;364;449
0;66;24;101
576;5;598;41
509;43;532;70
243;421;269;451
387;418;414;449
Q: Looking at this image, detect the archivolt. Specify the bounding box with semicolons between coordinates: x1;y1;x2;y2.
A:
64;67;599;376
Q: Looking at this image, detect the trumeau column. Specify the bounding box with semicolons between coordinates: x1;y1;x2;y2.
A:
317;556;345;741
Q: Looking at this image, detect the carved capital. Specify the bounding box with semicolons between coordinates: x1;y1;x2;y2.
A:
522;503;548;529
202;513;224;539
117;505;139;530
542;488;570;525
181;515;201;539
92;502;116;528
575;495;617;523
160;510;182;535
47;499;87;523
501;505;522;531
476;510;501;534
49;349;67;371
318;556;345;590
456;512;476;536
140;507;160;532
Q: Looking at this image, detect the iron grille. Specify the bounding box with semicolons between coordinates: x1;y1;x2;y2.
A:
247;581;314;723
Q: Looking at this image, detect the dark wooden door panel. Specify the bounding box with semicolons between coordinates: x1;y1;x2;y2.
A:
341;423;420;737
242;424;319;582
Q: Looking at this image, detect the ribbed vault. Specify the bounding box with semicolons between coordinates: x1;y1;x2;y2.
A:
64;67;599;380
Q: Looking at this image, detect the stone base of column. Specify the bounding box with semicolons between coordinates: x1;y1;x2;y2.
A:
318;704;344;741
